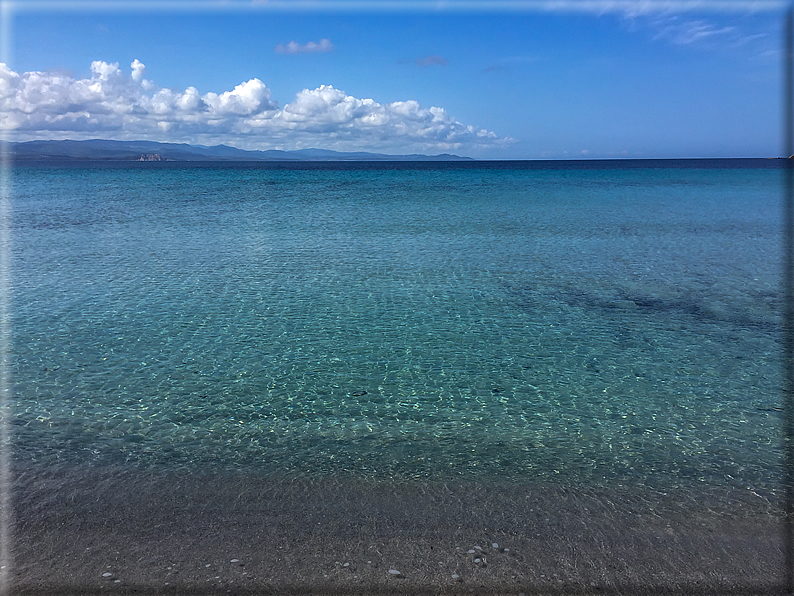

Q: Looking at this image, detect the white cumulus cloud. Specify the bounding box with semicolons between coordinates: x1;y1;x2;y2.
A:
0;59;509;155
275;39;335;54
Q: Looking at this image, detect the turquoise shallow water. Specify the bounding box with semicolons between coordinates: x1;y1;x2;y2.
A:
10;161;784;493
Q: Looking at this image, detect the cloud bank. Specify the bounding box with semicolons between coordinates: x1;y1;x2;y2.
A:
0;60;508;154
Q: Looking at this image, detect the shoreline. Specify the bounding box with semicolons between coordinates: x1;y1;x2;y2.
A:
9;460;784;595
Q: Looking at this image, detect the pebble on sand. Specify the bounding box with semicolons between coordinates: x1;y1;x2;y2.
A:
492;543;498;548
102;573;113;577
388;569;401;575
452;574;460;580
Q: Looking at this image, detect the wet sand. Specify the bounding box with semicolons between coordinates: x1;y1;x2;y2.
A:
8;461;785;595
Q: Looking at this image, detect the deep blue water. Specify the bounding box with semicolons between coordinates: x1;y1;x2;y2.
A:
10;159;784;493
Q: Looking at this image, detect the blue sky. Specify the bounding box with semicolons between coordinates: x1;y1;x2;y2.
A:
1;0;785;158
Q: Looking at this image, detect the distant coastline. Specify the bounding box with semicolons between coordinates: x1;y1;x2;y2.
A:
3;140;787;165
3;139;474;162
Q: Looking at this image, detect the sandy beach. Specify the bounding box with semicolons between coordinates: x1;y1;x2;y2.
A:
7;460;784;596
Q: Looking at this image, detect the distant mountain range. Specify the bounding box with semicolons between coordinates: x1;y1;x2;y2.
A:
6;139;473;162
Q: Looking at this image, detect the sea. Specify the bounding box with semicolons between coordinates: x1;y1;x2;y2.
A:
11;158;784;490
6;158;788;591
